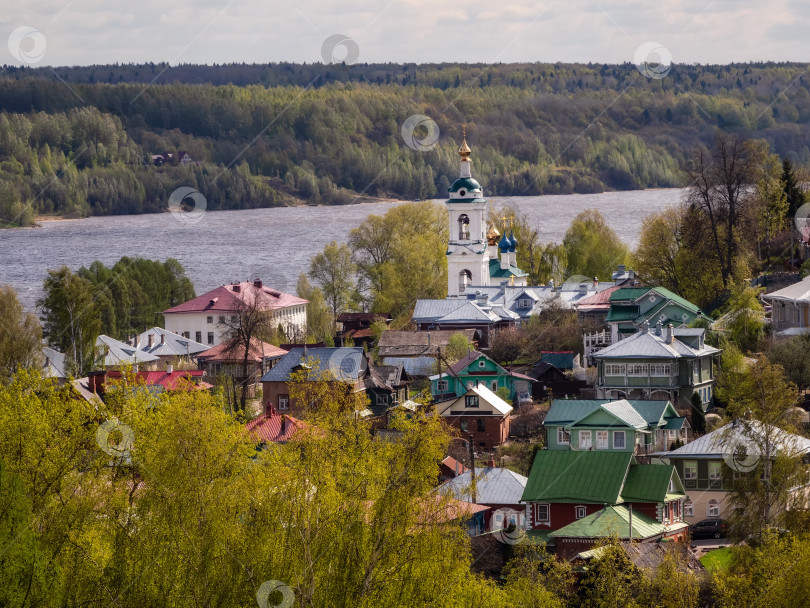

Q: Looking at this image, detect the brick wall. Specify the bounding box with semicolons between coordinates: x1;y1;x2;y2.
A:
445;414;509;448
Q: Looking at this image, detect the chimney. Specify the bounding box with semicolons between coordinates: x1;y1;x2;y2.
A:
641;321;649;334
486;459;495;468
593;276;599;289
148;334;154;348
427;331;431;346
166;363;173;374
666;323;674;344
656;320;663;336
232;283;240;293
578;283;587;295
160;333;166;344
254;278;263;289
548;278;555;291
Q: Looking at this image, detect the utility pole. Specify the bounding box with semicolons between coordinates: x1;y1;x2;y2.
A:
468;433;477;504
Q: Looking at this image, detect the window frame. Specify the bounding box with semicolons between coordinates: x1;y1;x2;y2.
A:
579;430;593;450
596;430;609;450
534;503;550;524
557;428;570;445
627;364;648;376
649;363;671;377
708;461;722;480
278;394;289;411
604;364;626;376
477;419;486;433
684;501;693;517
207;316;213;324
195;331;202;344
376;393;388;406
465;395;480;408
575;505;587;519
613;430;626;449
207;332;214;345
708;500;719;517
683;460;698;480
437;379;449;392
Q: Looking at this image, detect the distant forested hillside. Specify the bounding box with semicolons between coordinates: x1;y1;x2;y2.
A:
1;61;810;225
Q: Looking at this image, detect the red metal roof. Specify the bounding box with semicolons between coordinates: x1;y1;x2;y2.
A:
244;412;307;443
105;369;210;391
576;285;620;310
197;339;288;363
163;282;308;315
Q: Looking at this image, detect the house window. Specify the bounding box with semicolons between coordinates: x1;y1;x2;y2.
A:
596;431;608;450
575;506;587;519
684;501;693;517
519;298;531;309
650;364;671;376
579;430;592;450
534;503;550;524
278;395;289;410
207;332;214;345
557;428;570;445
613;431;626;449
708;462;721;481
490;381;498;391
465;396;479;408
604;364;626;376
182;331;190;339
663;502;670;522
460;420;468;432
207;316;213;324
708;500;719;517
477;419;486;432
195;331;202;343
376;394;388;406
231;316;238;323
627;364;648;376
683;461;697;480
437;380;449;392
218;316;225;323
478;360;486;368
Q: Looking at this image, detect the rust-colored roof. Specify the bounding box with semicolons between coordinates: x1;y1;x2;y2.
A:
576;285;620;310
197;339;288;363
245;412;307;443
337;312;392;322
104;369;210;391
163;282;308;315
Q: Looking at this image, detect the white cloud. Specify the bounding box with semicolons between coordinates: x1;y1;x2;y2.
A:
3;0;809;66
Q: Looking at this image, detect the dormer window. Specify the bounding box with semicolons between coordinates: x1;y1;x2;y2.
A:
519;298;532;309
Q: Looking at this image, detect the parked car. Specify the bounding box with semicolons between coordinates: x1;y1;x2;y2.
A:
690;519;729;539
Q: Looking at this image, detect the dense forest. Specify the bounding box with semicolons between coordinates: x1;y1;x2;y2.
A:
2;61;810;225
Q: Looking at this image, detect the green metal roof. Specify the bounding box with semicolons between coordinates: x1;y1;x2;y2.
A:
630;401;678;426
550;505;665;540
606;305;640;322
521;451;633;504
662;416;686;430
489;259;529;278
545;399;675;428
620;464;679;502
448;177;482;193
610;287;652;302
653;287;702;314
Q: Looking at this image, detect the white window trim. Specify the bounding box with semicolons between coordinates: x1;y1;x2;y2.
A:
627;364;648;376
535;503;550;523
684;501;693;517
575;505;587;519
604;364;626;376
579;430;593;450
650;364;671;377
708;500;719;517
708;462;722;480
557;427;570;445
278;395;289;411
613;430;626;449
596;430;609;450
683;461;697;480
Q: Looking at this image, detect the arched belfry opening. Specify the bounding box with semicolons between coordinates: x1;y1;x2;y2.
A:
459;269;472;293
458;214;470;240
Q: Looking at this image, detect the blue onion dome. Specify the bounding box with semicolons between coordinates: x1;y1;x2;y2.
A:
498;233;511;252
508;230;518;252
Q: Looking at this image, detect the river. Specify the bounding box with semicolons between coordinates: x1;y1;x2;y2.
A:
1;188;685;311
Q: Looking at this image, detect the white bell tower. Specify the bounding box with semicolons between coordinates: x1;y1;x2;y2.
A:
446;130;492;297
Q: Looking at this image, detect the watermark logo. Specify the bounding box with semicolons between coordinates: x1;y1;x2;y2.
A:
401;114;440;152
8;26;47;65
96;418;135;460
168;187;207;224
489;507;526;545
722;434;760;473
321;34;359;65
327;348;359;381
634;42;672;80
256;580;295;608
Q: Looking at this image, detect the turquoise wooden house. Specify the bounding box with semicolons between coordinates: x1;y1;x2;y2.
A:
543;398;688;454
429;350;534;402
605;286;707;343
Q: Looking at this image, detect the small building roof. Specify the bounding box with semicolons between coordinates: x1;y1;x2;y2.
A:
197;339;288;364
437;384;513;416
550;505;667;540
594;327;720;360
42;347;67;379
259;347;367;383
620;464;684;502
137;327;209;357
163;281;307;315
441;466;528;505
540;351;575;370
377;329;477;358
544;399;680;429
521;451;633;504
654;420;810;459
245;412;307;443
96;335;160;367
762;275;810;303
103;369;211;392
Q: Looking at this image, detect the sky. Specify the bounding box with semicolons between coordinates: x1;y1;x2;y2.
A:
2;0;809;68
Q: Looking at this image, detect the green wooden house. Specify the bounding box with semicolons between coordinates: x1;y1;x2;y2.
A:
594;322;721;409
429;350;534;401
605;286;707;342
543;398;688;454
